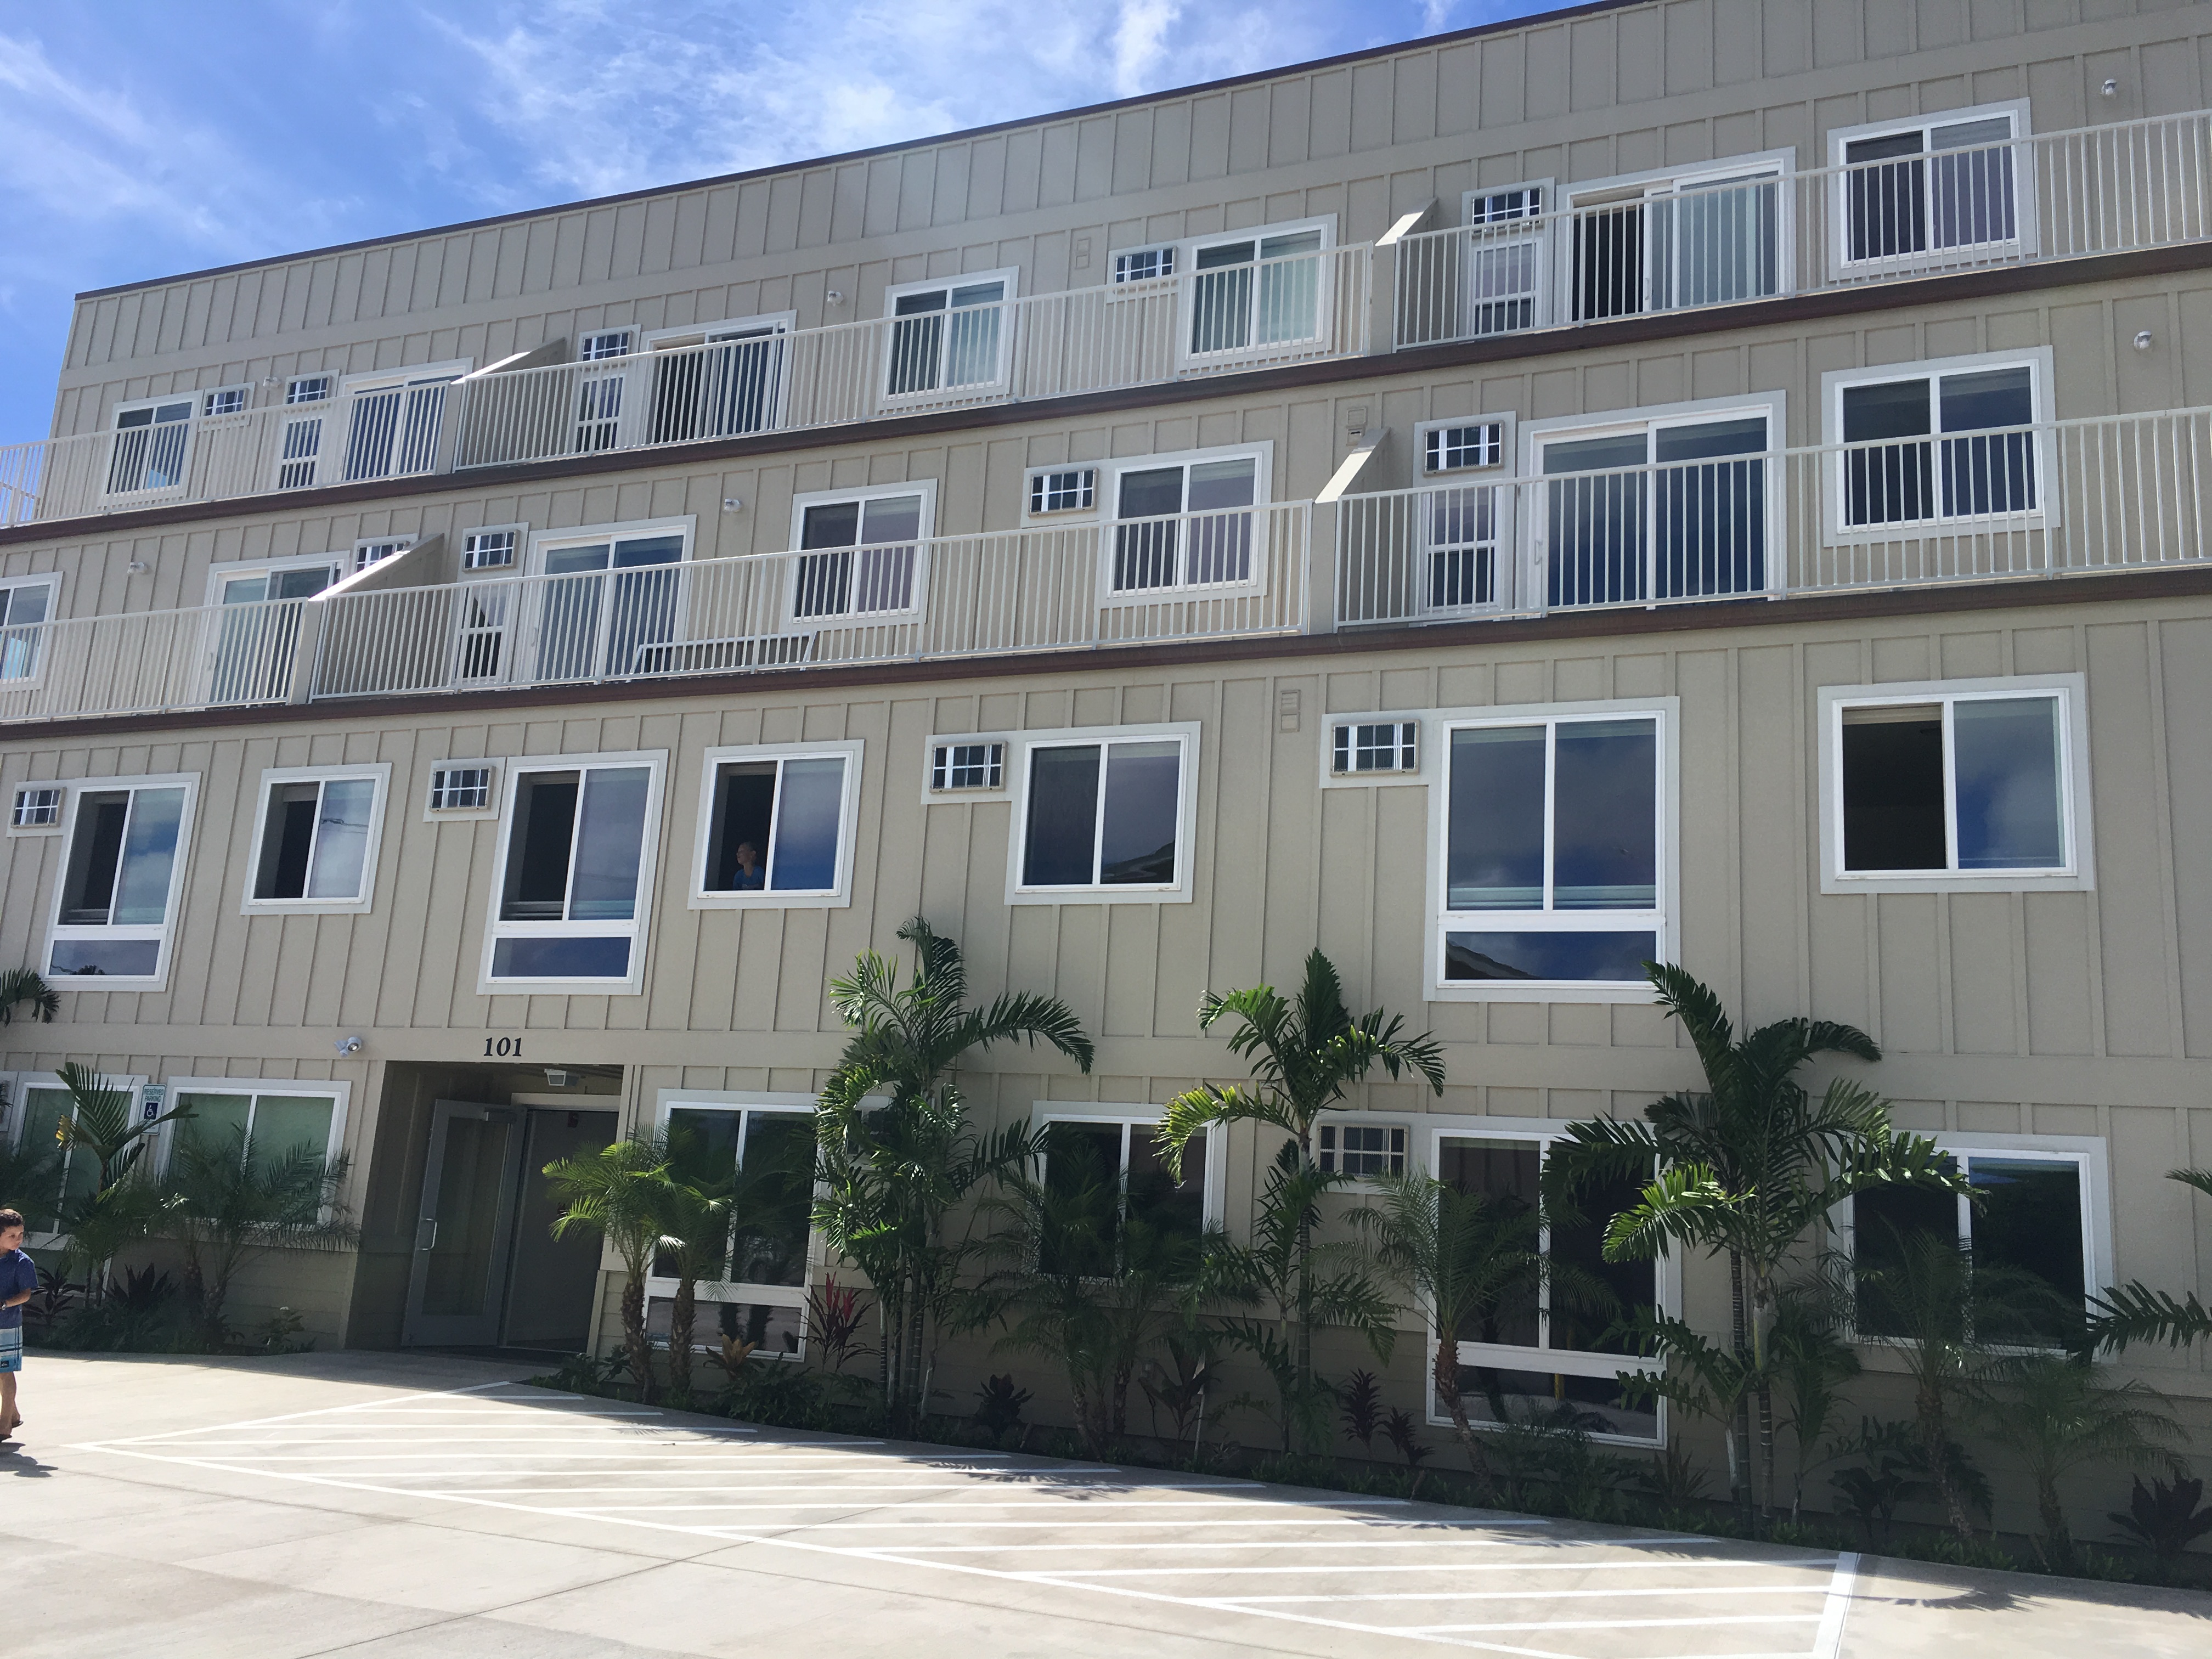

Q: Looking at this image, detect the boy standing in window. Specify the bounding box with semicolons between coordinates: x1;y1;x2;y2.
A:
0;1208;33;1446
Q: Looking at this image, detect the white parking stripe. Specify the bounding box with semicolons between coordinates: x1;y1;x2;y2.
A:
78;1385;1856;1659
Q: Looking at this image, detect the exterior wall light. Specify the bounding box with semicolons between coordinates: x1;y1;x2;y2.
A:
2135;330;2155;351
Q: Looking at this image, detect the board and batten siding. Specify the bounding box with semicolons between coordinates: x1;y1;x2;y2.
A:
47;0;2212;434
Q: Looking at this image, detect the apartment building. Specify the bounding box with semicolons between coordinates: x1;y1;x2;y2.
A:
0;0;2208;1471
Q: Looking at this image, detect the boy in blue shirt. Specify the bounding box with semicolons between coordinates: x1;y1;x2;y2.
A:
0;1208;33;1447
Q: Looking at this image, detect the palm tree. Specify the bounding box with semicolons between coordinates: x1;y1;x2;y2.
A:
48;1060;191;1299
1988;1355;2183;1572
1198;1143;1397;1451
1368;1169;1566;1499
2083;1168;2212;1355
812;916;1094;1429
544;1135;671;1400
0;967;58;1026
1768;1276;1861;1524
163;1127;355;1342
1543;962;1965;1527
646;1160;730;1404
1159;949;1444;1409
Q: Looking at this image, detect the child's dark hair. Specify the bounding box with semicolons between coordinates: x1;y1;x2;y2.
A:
0;1208;24;1233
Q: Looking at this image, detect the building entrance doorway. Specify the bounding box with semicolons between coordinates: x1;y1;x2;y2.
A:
402;1097;616;1350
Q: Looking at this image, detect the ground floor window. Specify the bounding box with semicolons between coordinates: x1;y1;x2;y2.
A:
1033;1109;1215;1278
646;1095;818;1356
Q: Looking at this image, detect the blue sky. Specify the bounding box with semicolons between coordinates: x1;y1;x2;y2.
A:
0;0;1542;444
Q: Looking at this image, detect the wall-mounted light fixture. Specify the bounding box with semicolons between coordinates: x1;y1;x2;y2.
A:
2135;330;2156;352
722;497;743;512
334;1035;365;1057
2102;78;2120;97
825;289;845;304
125;560;150;575
544;1068;572;1088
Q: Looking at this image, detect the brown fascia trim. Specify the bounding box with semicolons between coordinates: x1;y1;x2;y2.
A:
11;561;2212;747
15;243;2207;553
74;0;1647;302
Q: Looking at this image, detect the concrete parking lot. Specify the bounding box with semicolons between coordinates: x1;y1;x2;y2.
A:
5;1352;2208;1657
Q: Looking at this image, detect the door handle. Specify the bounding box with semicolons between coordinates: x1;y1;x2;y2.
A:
416;1216;438;1252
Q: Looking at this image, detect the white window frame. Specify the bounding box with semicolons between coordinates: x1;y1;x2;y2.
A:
1096;441;1274;604
0;1070;150;1251
9;782;64;835
160;1077;353;1220
285;374;334;405
1319;713;1426;791
460;524;524;572
648;1088;820;1359
621;312;798;443
1107;243;1178;286
520;518;697;682
103;393;198;500
1828;99;2037;276
1555;151;1796;323
1315;1116;1411;1186
240;763;392;916
1409;417;1516;616
784;480;934;626
578;329;635;362
1817;673;2091;895
1022;464;1101;524
198;383;253;419
689;740;862;910
922;733;1013;804
423;760;501;821
479;749;667;995
1417;413;1515;478
1006;721;1200;907
1417;1114;1678;1447
1520;393;1786;605
351;535;416;574
42;772;199;991
1820;347;2056;544
0;574;60;686
1175;215;1338;368
201;549;348;608
1427;699;1680;1004
335;359;472;483
1458;180;1553;335
1842;1130;2109;1353
1029;1101;1228;1241
878;267;1021;406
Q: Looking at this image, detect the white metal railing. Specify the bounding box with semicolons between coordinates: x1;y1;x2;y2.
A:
307;500;1313;701
1333;406;2212;626
0;385;458;529
449;243;1372;470
1393;110;2212;348
0;596;313;723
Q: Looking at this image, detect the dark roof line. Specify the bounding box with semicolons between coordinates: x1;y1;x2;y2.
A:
74;0;1644;302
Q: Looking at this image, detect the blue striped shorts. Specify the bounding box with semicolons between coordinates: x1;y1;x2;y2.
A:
0;1325;21;1373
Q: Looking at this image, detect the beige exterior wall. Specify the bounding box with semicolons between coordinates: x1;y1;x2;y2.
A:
44;1;2212;437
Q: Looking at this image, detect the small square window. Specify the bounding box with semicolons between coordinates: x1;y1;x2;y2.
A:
286;375;332;405
1113;246;1176;283
12;786;60;828
1425;423;1504;473
353;537;413;573
1469;187;1542;224
201;388;247;417
462;529;518;571
1331;722;1419;776
579;329;634;362
428;765;494;812
1319;1124;1407;1178
930;742;1005;792
1027;468;1096;516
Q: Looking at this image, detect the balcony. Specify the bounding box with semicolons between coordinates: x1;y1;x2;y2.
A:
0;244;1374;529
1389;109;2211;348
0;407;2203;727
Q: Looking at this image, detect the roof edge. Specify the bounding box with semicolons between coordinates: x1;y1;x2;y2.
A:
74;0;1644;302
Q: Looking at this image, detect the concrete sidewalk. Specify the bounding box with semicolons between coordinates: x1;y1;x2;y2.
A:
7;1351;2209;1657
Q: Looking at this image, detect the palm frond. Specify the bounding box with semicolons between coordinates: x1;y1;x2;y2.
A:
946;991;1097;1071
1603;1162;1733;1262
2083;1282;2212;1356
0;967;58;1025
2169;1167;2212;1203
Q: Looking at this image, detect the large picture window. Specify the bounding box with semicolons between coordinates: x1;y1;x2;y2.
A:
788;486;928;620
1530;400;1778;607
693;743;860;906
648;1096;819;1359
1432;1123;1663;1444
244;765;389;913
168;1081;348;1203
1833;104;2027;267
1033;1109;1216;1279
1103;446;1267;595
1012;727;1193;901
483;753;663;989
1830;354;2047;533
2;1071;148;1240
1435;705;1673;995
46;776;196;986
1851;1139;2101;1351
1819;676;2089;893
